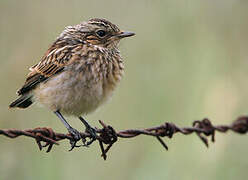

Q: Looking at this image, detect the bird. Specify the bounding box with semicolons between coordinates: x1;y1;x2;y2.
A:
9;18;135;149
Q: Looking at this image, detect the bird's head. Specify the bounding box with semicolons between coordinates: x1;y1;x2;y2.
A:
60;18;135;49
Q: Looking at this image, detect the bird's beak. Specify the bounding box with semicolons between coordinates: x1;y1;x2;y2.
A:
117;31;135;38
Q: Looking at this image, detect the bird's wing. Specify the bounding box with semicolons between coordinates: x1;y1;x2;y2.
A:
17;41;82;95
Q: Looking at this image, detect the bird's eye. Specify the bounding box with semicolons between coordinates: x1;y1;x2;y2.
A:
96;30;106;37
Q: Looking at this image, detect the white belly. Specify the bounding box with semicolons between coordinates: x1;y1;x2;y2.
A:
34;70;115;116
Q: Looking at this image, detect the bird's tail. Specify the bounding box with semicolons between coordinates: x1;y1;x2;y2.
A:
9;94;33;109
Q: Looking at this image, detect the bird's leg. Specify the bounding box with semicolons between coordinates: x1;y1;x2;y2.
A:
54;111;82;150
79;116;97;146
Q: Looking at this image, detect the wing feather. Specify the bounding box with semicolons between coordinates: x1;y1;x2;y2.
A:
18;40;82;95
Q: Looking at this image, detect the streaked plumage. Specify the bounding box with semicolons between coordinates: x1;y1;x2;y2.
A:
9;18;134;148
33;42;124;116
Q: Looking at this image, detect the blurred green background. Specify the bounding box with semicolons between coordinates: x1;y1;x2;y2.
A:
1;0;248;179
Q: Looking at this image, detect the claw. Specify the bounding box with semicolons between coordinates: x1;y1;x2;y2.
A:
54;111;84;150
81;127;97;147
68;127;82;151
85;126;97;146
79;117;98;146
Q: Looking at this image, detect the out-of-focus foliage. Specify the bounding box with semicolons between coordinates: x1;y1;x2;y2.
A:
1;1;248;179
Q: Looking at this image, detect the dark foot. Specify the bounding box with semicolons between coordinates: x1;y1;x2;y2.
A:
54;111;84;150
79;117;97;146
68;127;82;151
84;126;97;146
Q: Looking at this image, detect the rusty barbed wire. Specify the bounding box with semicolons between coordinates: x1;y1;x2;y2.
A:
0;116;248;160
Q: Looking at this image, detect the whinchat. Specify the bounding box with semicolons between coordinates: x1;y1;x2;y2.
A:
9;18;135;149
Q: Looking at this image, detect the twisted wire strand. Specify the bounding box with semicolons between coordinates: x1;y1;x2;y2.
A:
1;116;248;160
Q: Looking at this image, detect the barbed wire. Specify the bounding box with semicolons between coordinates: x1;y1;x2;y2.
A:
0;116;248;160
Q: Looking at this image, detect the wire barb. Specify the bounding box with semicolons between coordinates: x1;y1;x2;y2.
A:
0;116;248;160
